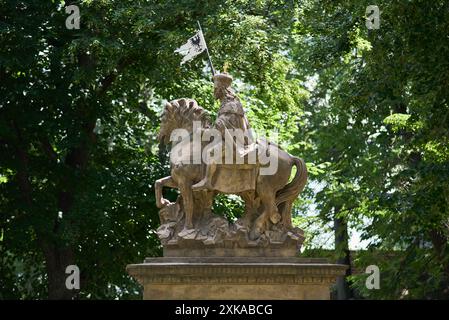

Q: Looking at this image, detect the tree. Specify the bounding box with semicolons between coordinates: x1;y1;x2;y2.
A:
292;0;449;299
0;0;307;299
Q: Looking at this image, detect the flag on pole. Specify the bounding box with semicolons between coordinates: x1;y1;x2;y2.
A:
174;30;207;65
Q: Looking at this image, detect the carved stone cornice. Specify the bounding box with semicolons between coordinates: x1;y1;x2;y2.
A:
127;258;347;286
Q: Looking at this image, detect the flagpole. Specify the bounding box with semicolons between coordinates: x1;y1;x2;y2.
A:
197;21;216;77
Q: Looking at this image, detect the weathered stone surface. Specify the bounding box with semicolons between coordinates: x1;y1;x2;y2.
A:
127;257;347;300
157;200;305;257
126;71;346;300
154;72;308;248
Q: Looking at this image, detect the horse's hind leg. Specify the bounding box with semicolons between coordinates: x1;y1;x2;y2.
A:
278;201;293;229
251;192;281;239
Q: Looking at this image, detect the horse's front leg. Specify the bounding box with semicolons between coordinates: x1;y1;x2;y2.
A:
238;191;259;229
179;182;194;230
155;176;176;208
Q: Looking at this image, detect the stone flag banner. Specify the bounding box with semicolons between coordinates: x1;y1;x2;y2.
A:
174;29;207;65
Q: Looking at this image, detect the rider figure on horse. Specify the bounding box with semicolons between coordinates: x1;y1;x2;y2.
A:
192;71;256;191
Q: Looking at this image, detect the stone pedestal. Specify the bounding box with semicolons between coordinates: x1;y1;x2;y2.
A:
127;257;347;300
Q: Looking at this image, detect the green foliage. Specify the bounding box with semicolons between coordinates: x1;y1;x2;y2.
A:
1;0;448;300
213;194;245;223
293;0;449;299
0;0;307;299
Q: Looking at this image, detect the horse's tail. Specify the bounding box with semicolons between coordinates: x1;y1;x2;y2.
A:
275;157;307;226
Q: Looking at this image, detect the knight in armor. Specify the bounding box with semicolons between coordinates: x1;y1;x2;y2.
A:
192;72;256;191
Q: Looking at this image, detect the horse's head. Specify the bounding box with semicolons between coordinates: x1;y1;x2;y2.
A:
158;98;210;145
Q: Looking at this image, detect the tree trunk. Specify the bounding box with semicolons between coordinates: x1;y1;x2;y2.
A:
41;241;78;300
334;208;353;300
10;123;77;299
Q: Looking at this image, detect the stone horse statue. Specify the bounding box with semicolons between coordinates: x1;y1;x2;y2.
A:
155;97;307;243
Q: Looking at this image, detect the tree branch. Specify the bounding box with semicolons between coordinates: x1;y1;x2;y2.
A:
98;57;134;95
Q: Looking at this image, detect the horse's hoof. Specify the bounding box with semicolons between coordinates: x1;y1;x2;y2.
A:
249;224;264;240
178;228;196;238
270;213;281;224
249;229;260;240
159;198;172;208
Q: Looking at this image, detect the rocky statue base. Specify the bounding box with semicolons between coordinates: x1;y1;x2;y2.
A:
127;257;347;300
157;201;305;257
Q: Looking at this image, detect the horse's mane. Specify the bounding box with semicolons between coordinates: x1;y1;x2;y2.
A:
164;98;211;127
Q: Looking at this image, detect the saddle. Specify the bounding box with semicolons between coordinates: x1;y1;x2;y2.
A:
211;164;257;193
208;142;259;194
